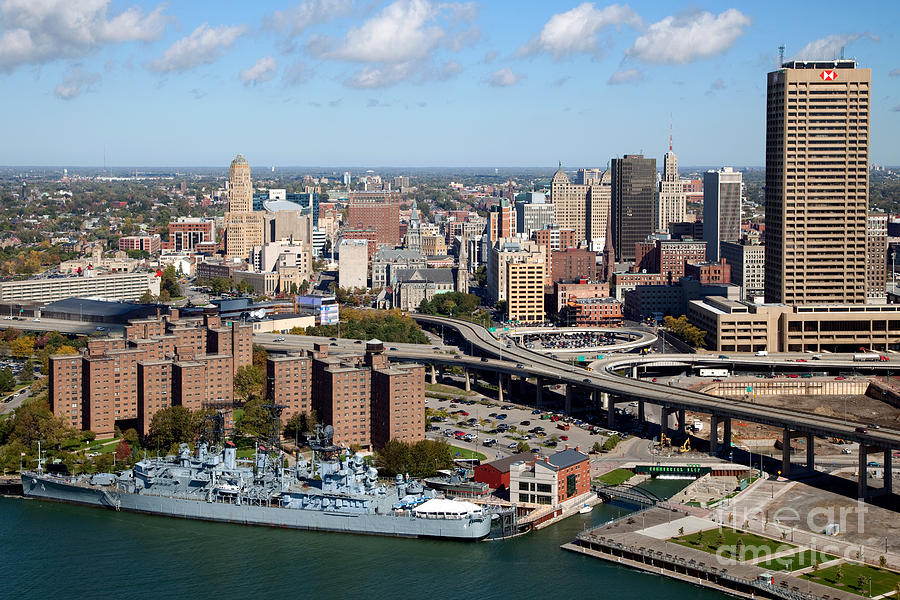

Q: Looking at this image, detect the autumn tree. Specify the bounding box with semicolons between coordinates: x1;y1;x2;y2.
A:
233;365;265;403
114;439;132;461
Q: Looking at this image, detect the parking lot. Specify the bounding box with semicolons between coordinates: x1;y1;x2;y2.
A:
520;331;623;351
424;393;638;461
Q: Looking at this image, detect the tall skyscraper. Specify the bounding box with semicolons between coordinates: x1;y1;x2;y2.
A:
866;211;887;304
702;167;742;261
550;165;609;249
224;154;264;260
764;60;870;305
611;155;656;262
656;145;686;233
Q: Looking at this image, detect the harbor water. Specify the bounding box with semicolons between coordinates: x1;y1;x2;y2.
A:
2;478;727;599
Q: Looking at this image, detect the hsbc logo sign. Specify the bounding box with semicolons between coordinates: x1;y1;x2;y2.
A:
820;70;837;80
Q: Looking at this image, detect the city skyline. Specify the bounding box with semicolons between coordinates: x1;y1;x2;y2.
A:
0;1;898;167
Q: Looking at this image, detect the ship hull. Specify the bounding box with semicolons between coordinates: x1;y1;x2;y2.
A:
22;474;491;541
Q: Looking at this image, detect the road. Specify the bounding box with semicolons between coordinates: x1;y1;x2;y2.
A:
408;315;900;451
0;317;121;335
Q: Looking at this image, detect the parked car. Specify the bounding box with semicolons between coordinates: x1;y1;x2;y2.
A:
273;337;285;342
560;435;569;441
507;443;518;449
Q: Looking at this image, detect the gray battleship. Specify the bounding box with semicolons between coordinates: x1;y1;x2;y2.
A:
22;425;492;541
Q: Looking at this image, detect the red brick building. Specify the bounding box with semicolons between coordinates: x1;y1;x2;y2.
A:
50;309;252;438
473;453;533;491
162;218;215;252
347;195;400;246
562;297;623;326
684;259;731;284
550;248;597;283
118;235;160;254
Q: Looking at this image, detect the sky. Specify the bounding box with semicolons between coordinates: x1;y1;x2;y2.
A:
1;0;899;168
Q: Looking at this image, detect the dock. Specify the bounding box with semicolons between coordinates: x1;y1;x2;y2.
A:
563;505;862;600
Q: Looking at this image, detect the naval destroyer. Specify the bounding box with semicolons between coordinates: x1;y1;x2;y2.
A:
22;424;492;541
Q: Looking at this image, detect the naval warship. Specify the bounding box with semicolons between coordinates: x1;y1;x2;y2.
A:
22;424;492;541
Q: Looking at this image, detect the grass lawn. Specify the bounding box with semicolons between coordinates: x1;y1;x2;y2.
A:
802;562;900;597
670;528;796;561
425;383;472;396
595;468;635;486
448;446;486;461
756;550;838;572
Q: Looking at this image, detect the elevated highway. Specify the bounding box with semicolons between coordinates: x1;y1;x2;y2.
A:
409;315;898;499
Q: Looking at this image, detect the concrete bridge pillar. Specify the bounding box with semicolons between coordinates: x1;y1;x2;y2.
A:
677;409;686;437
630;366;638;379
885;449;893;496
709;414;719;456
565;385;573;415
464;370;471;392
497;373;504;403
806;433;814;472
600;392;610;411
660;406;670;442
723;418;732;450
536;376;543;409
781;429;792;477
638;400;645;423
858;445;868;499
430;364;437;385
607;397;617;429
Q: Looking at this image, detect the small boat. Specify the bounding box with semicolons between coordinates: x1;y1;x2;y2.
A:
579;504;593;514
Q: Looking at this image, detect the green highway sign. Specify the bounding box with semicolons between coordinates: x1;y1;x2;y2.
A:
488;327;496;332
746;386;753;393
577;356;585;362
597;354;604;359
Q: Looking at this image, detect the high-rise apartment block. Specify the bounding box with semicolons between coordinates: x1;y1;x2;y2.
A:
487;239;546;322
656;149;686;233
49;309;253;438
338;238;369;289
225;155;263;260
268;342;425;450
764;60;870;305
867;211;888;304
611;155;656;262
550;166;610;249
703;167;742;262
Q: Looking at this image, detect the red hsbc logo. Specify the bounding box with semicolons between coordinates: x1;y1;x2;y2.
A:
820;70;837;80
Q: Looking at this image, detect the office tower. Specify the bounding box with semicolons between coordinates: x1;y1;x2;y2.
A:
721;240;765;299
224;154;263;260
867;211;887;304
611;155;656;262
656;146;686;233
702;167;742;261
550;165;609;248
764;60;870;305
514;194;555;238
588;169;612;250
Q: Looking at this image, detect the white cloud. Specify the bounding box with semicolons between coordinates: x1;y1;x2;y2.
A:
607;68;642;85
439;59;462;80
519;3;641;59
265;0;353;37
54;64;100;99
791;33;876;61
489;67;522;87
344;61;417;88
627;9;750;64
240;56;277;86
150;23;246;73
0;0;171;72
314;0;475;87
283;60;311;86
315;0;442;63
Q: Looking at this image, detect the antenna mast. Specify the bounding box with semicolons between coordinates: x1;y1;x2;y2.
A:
778;45;785;67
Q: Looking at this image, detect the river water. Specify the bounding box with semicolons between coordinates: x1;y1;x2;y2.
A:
2;478;727;600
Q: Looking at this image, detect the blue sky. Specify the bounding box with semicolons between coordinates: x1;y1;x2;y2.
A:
1;0;898;167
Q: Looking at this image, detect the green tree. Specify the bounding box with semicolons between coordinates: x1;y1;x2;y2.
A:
9;335;35;358
234;365;265;403
516;441;531;453
158;288;171;303
663;315;707;349
0;368;15;393
473;265;487;287
235;398;270;439
299;279;310;294
375;438;454;478
591;441;602;453
139;289;155;304
148;405;196;450
879;555;887;568
602;434;620;452
834;563;843;583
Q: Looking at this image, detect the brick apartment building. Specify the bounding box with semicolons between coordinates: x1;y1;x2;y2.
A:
49;308;252;438
267;341;424;450
118;235;161;254
162;218;215;252
550;248;597;283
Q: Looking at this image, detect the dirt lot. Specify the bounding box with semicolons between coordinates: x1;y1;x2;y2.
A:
766;473;900;552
